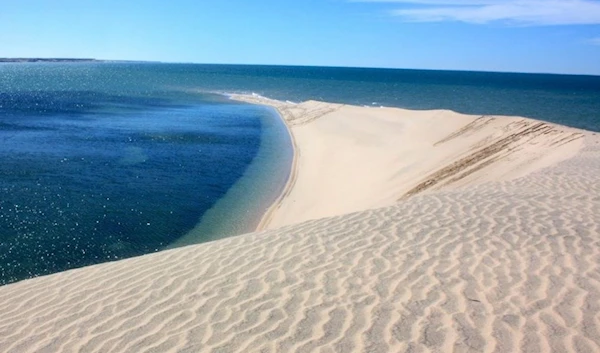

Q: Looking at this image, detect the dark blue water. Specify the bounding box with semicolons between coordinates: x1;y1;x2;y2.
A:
114;63;600;131
0;64;295;285
1;63;599;285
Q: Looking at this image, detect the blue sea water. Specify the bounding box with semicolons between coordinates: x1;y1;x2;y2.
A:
1;63;599;285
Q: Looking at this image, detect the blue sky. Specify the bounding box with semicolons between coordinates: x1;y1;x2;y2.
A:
1;0;600;75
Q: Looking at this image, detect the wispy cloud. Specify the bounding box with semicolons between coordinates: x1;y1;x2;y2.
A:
588;37;600;45
354;0;600;26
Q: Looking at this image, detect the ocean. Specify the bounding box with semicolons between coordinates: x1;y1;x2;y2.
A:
1;63;599;285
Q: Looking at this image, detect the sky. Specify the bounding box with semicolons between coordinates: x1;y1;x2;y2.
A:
1;0;600;75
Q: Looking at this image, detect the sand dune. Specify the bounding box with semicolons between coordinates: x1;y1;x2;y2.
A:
232;94;585;229
0;97;599;352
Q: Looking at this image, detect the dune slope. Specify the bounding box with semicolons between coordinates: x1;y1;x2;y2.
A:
231;95;585;229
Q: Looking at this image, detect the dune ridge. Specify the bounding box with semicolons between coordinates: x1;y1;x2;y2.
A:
0;96;599;352
231;94;585;229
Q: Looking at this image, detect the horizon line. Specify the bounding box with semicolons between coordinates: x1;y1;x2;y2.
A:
2;57;599;78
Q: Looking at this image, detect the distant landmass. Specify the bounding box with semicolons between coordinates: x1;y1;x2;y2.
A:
0;58;100;63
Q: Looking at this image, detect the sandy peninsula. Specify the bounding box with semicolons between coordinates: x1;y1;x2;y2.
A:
0;95;598;352
231;94;586;230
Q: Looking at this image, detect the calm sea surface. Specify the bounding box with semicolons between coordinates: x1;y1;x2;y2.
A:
1;63;599;285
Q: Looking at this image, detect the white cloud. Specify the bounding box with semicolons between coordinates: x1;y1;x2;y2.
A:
354;0;600;25
589;37;600;44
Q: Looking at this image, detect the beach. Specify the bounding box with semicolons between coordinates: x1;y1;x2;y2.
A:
0;95;599;352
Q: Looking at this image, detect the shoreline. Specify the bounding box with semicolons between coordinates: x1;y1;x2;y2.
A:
254;107;299;231
168;99;293;248
228;94;300;231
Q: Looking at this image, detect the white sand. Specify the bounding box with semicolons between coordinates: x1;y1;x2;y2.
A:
0;95;599;352
232;95;585;229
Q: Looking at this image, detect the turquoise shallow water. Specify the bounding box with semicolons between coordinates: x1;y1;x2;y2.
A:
1;62;599;285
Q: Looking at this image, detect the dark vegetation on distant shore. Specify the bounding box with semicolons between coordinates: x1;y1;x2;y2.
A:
0;58;100;63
